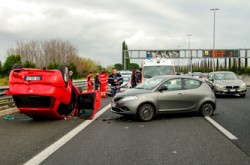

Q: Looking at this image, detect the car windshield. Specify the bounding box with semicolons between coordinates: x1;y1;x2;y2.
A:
135;77;165;90
214;72;238;80
143;65;174;78
192;72;201;76
123;76;130;82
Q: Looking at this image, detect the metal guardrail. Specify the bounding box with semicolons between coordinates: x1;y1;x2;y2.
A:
0;80;87;111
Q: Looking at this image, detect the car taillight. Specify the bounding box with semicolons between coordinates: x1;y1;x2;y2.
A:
50;97;56;108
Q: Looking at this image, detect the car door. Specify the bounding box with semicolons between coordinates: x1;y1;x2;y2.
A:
76;90;101;119
157;78;185;111
180;78;204;110
157;78;202;111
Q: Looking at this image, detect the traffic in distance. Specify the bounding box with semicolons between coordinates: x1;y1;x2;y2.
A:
4;54;247;121
1;56;249;164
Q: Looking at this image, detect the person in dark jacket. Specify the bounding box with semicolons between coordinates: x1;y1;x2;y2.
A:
94;73;100;90
131;70;137;88
108;68;123;96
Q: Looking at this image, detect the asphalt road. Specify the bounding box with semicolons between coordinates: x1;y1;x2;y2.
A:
0;91;250;165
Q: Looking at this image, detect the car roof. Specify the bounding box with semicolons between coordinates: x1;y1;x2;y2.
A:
211;71;234;74
154;75;205;82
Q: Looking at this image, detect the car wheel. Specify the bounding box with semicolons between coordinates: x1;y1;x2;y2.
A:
59;65;69;86
200;102;214;117
240;94;246;98
137;104;155;121
11;63;22;70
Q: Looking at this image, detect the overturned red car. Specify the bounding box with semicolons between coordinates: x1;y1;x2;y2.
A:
6;64;101;119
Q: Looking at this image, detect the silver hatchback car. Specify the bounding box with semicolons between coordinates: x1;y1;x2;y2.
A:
206;71;247;97
111;75;216;121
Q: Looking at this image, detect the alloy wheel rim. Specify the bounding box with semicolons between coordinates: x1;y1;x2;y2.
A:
202;104;213;116
141;105;153;120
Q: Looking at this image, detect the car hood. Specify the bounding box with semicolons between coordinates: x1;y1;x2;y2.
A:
214;80;244;86
116;88;152;97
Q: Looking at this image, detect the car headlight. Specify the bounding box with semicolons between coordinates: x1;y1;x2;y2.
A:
241;83;246;88
122;96;138;102
215;83;224;89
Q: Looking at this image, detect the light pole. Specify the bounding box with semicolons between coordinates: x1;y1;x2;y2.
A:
210;8;219;72
187;34;192;73
177;45;181;73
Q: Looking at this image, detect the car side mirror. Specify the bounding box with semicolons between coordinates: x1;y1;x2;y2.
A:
159;86;168;92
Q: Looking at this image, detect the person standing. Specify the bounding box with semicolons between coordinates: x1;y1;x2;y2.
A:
69;71;73;81
87;72;93;92
108;68;123;96
99;71;108;97
94;73;100;90
131;70;137;88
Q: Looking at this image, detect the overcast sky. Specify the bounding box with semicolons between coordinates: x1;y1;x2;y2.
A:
0;0;250;67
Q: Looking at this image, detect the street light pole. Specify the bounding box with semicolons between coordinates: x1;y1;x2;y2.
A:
210;8;219;72
187;34;192;73
177;45;181;73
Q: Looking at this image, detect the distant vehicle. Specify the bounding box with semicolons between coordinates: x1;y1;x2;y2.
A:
107;74;131;95
119;70;132;76
141;56;175;82
121;75;132;89
6;64;101;119
192;72;202;78
200;73;209;80
206;71;247;97
111;75;216;121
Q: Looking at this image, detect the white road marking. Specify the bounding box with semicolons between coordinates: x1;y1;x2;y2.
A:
24;104;111;165
205;116;238;140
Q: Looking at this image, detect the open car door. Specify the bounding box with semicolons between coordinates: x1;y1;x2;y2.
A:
76;90;101;119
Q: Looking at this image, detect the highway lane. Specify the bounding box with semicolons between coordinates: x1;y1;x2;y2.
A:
211;89;250;156
1;91;250;164
41;105;250;165
41;92;250;164
0;98;111;165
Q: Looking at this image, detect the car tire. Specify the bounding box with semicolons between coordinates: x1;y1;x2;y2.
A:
200;102;214;117
240;94;246;98
11;63;22;70
59;65;69;86
137;103;155;121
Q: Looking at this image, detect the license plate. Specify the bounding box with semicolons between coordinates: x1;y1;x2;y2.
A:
229;89;236;92
25;76;42;81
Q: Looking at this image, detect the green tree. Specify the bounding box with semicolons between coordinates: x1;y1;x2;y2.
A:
23;61;36;68
125;44;130;70
105;65;114;73
122;41;130;70
47;63;59;69
0;61;2;78
114;63;123;70
68;63;80;79
122;41;125;69
130;63;139;70
3;54;22;77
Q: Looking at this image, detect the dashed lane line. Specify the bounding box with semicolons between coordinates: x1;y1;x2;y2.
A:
24;104;111;165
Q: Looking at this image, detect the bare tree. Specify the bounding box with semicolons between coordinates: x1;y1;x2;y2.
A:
7;39;79;68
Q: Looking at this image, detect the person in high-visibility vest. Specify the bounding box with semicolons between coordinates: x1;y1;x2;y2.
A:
99;71;108;97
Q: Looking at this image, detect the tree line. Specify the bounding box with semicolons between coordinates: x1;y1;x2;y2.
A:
0;39;108;79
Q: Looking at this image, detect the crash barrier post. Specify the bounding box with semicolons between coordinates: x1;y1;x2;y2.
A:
0;80;88;111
